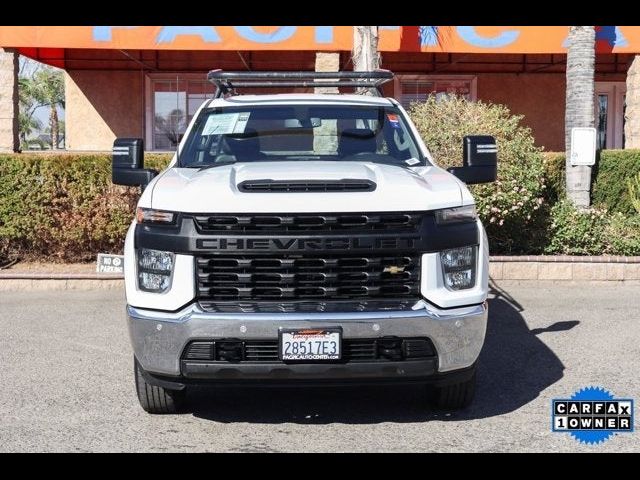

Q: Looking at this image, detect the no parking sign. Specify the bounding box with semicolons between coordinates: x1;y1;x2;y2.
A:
96;253;124;274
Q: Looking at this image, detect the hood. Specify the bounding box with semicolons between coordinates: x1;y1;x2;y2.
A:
149;161;464;213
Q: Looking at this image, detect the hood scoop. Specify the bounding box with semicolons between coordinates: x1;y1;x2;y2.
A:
237;179;376;193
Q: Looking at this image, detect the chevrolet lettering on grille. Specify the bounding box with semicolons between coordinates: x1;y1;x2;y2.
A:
197;237;419;251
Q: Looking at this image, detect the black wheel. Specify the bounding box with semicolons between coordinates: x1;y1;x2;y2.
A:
431;369;476;410
134;358;186;414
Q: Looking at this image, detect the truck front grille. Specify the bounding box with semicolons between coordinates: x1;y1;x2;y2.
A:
196;254;421;301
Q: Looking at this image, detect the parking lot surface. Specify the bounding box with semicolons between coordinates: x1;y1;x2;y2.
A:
0;282;638;452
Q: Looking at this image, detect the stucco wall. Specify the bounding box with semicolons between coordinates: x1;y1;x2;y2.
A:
476;73;566;151
65;70;143;151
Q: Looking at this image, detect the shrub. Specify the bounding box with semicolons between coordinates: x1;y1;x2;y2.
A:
627;171;640;214
0;152;172;262
144;153;174;171
605;212;640;255
592;149;640;214
542;152;565;203
544;201;609;255
408;96;549;253
545;200;640;255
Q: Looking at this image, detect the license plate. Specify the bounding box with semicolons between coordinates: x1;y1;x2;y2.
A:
280;328;342;361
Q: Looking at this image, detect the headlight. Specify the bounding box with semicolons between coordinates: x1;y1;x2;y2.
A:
440;246;476;290
136;207;176;225
435;205;477;225
137;248;174;292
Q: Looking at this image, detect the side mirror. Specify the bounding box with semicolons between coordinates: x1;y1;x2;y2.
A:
112;138;158;188
448;135;498;184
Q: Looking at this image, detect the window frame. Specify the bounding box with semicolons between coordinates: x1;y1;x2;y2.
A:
394;74;478;108
145;72;215;151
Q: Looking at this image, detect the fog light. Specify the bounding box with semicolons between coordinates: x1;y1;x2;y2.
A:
440;246;476;290
137;248;174;292
139;272;171;292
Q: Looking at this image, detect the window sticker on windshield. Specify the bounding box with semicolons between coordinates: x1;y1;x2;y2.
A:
387;113;401;129
233;112;251;133
405;157;420;166
202;112;250;135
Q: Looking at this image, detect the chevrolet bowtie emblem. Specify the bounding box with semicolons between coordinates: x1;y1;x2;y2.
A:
384;266;405;274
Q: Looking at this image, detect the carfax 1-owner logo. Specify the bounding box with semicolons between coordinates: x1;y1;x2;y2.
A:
552;386;634;444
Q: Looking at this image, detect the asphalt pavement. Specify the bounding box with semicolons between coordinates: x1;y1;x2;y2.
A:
0;282;638;452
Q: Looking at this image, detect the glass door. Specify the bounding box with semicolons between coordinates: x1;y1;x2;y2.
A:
595;82;626;150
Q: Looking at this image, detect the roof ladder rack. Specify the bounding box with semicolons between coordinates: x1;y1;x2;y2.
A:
207;70;394;98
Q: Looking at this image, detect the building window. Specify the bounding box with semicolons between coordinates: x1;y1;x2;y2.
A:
596;94;609;150
395;75;477;108
148;75;214;150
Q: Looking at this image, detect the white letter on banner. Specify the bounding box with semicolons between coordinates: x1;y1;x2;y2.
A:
456;26;519;48
93;26;140;41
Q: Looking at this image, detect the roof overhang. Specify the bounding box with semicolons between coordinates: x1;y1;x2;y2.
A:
3;26;638;70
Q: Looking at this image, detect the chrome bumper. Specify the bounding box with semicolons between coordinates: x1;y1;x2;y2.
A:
128;300;487;377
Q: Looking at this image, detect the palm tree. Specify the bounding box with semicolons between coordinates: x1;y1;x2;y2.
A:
44;119;65;148
18;77;42;148
625;55;640;148
565;26;596;208
18;111;42;148
353;26;380;71
30;69;65;150
353;26;380;95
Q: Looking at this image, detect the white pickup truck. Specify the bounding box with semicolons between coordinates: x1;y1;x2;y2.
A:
112;70;497;414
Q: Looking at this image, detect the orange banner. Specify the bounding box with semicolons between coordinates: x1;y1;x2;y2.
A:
1;26;639;53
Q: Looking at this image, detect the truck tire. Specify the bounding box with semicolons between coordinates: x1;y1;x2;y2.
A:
134;358;186;414
431;369;476;410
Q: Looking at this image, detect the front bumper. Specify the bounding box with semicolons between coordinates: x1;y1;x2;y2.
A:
128;299;487;382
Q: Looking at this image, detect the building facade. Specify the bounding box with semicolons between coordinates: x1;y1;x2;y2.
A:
1;26;638;152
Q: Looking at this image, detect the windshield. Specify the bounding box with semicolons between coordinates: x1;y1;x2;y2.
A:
178;104;425;168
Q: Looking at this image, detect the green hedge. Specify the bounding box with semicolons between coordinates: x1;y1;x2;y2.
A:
592;150;640;214
0;153;171;262
541;150;640;214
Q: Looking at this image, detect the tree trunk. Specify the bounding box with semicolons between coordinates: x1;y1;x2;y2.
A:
625;55;640;148
352;26;380;94
50;105;59;149
565;26;596;208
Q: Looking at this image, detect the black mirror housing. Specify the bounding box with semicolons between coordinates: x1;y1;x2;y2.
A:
448;135;498;184
112;138;158;188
